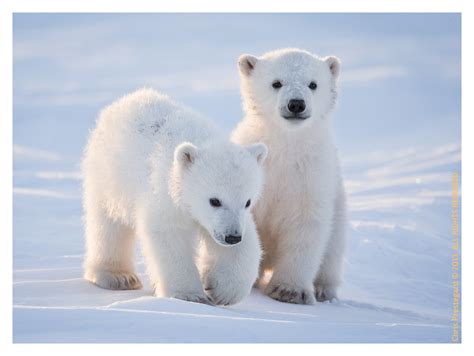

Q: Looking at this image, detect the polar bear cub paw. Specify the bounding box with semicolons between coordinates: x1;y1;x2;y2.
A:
203;271;249;306
85;269;143;290
265;282;316;305
314;284;338;302
172;291;214;305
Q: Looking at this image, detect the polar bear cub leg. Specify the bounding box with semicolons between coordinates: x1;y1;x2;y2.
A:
83;205;142;290
314;188;347;301
264;220;333;305
199;219;262;306
139;219;212;304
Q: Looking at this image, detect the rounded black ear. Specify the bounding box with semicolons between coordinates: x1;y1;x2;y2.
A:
324;56;341;79
174;142;198;168
246;143;268;164
238;54;259;76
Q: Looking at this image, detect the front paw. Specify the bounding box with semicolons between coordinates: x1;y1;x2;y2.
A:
314;284;338;302
203;271;250;306
265;282;316;305
172;291;214;305
85;269;143;290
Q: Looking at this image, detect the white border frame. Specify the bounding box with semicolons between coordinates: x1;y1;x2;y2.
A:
1;0;470;354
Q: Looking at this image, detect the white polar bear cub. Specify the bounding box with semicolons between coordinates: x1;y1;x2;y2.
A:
232;48;347;305
83;88;267;305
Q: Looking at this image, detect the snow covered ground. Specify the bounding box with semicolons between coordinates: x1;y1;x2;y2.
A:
12;141;460;343
13;13;461;343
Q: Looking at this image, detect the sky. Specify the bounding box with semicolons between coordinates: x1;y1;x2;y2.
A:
13;13;461;161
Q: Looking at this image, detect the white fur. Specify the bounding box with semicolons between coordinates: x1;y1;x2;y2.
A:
232;48;347;304
82;88;267;305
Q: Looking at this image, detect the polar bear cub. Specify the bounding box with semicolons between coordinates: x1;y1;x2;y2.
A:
232;48;347;304
82;89;267;305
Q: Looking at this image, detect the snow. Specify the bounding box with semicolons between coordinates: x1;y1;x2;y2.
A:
12;142;459;343
13;13;461;343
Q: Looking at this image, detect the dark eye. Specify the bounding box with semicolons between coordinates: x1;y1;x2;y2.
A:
209;198;222;207
309;82;317;90
272;80;282;89
245;199;251;208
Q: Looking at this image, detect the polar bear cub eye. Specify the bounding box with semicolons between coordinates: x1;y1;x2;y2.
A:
245;199;251;208
272;80;282;89
209;198;222;207
308;81;318;90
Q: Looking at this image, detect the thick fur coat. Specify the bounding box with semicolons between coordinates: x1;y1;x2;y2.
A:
82;89;267;305
232;48;347;304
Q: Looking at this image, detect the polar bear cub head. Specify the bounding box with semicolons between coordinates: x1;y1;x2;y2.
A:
172;141;267;246
238;48;340;129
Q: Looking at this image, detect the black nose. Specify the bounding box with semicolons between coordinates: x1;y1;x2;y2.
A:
225;235;242;245
288;99;306;114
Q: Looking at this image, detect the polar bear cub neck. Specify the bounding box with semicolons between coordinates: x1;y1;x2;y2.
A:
232;48;347;305
83;89;267;305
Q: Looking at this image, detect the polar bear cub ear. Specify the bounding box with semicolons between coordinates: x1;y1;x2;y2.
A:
238;54;259;76
174;142;198;168
246;143;268;164
324;56;341;79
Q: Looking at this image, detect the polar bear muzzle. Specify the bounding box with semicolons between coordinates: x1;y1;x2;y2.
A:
283;98;309;121
224;234;242;245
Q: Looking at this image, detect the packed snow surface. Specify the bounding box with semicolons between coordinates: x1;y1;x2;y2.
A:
13;140;460;342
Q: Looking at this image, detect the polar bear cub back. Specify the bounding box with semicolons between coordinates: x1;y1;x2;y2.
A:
82;89;267;305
